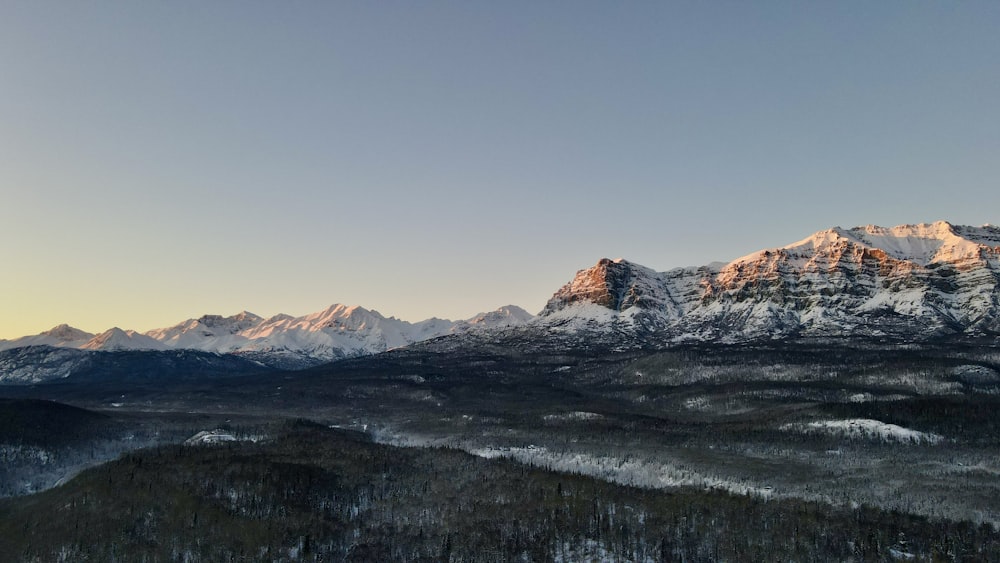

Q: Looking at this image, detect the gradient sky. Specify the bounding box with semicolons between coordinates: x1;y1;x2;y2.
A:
2;2;999;338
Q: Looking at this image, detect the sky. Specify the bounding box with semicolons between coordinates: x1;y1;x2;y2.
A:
1;2;999;338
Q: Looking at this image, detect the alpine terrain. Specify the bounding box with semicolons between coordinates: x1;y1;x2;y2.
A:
3;221;1000;561
4;221;1000;382
539;220;1000;341
0;305;535;379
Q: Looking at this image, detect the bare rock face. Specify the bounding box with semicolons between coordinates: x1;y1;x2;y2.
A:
693;221;1000;339
545;258;630;311
543;258;680;314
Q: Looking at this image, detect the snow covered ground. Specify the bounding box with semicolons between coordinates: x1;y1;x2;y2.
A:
781;419;944;445
183;430;264;446
468;445;778;499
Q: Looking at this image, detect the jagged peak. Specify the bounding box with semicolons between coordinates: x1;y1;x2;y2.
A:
725;221;992;268
495;304;533;317
296;304;389;332
312;304;372;317
583;257;660;278
851;220;954;238
955;223;1000;246
233;310;262;321
543;257;668;314
465;305;535;325
194;311;263;327
81;327;167;351
787;226;855;250
845;221;987;265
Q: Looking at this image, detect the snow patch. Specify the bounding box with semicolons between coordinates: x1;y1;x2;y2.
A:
184;430;262;446
781;419;944;444
543;411;604;422
468;445;777;498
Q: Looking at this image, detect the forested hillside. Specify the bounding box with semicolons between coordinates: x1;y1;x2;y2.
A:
1;421;996;562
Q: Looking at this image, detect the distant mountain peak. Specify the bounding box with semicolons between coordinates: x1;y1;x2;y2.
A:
463;305;535;326
194;311;263;329
40;324;94;341
82;327;167;352
0;325;96;353
0;301;536;368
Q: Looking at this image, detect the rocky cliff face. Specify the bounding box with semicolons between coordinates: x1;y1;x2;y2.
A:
544;259;681;314
539;221;1000;341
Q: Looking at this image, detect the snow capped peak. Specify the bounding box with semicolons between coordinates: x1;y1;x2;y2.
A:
299;304;389;331
725;221;996;269
535;220;1000;341
455;305;535;332
319;303;356;316
0;324;96;352
731;227;856;261
237;303;441;360
145;310;267;352
469;305;535;323
856;220;954;237
82;327;166;351
303;304;382;324
839;221;990;266
40;324;94;342
3;300;539;365
195;311;263;328
798;226;854;245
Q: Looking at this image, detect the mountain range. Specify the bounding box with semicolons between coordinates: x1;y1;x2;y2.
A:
3;220;999;383
0;305;534;362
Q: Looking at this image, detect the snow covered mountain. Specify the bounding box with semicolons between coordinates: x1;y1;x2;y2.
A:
451;305;535;332
144;311;263;351
0;324;95;351
81;328;168;352
142;304;534;364
537;221;1000;341
5;220;999;384
0;304;537;374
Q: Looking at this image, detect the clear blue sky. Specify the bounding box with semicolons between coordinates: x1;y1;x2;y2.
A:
2;2;998;338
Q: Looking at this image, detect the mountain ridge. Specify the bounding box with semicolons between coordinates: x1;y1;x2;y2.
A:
4;220;999;384
537;221;1000;342
0;305;537;366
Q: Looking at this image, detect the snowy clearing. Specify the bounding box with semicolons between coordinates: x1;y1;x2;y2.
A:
183;430;264;446
781;419;944;445
468;445;777;499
